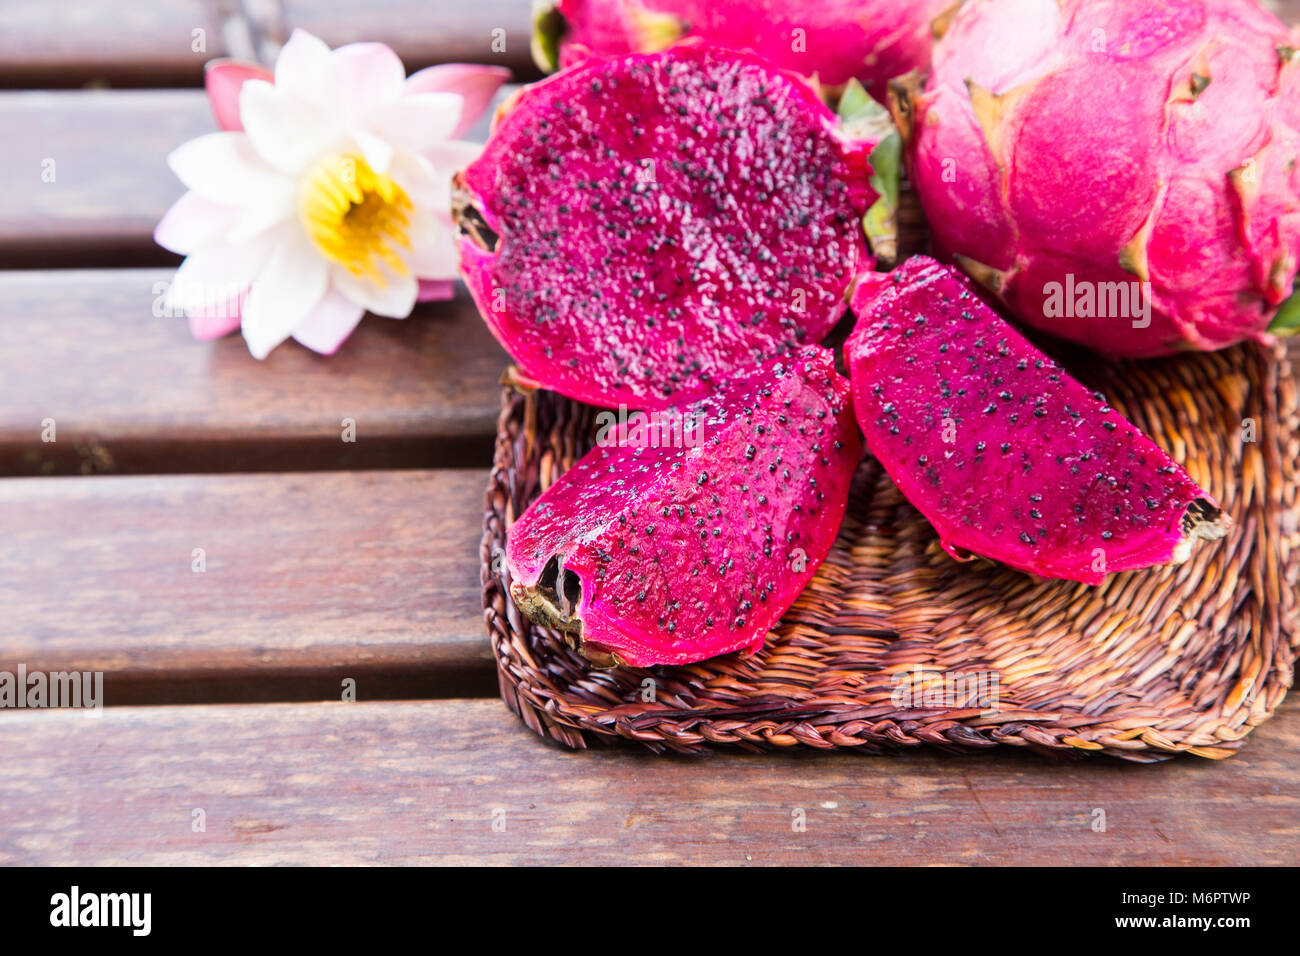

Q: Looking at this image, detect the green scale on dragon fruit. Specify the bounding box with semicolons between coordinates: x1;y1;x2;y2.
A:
453;42;875;412
505;346;862;668
846;257;1230;586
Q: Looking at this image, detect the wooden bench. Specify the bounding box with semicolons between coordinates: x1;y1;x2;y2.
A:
1;0;1298;866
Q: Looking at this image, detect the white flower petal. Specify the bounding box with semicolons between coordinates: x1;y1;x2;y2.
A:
333;42;407;121
166;233;277;314
387;150;444;207
413;140;485;202
365;93;463;155
350;128;394;174
405;206;460;280
422;140;484;173
275;30;339;114
241;232;330;359
239;79;340;175
291;289;367;354
224;189;296;244
168;132;292;206
154;191;244;255
331;264;418;318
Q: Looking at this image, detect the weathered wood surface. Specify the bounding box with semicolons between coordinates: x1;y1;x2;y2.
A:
0;471;494;700
0;271;506;474
0;0;536;88
284;1;538;80
0;697;1294;865
0;92;212;267
0;1;231;88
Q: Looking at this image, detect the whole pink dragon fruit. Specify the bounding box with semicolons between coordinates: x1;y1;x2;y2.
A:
846;257;1230;585
506;346;862;667
454;43;874;411
895;0;1300;356
533;0;957;99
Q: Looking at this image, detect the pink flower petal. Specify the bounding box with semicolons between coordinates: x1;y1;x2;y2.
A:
188;298;245;341
291;289;367;354
154;191;244;255
204;60;273;132
404;64;511;137
275;30;339;115
332;42;407;120
417;279;457;302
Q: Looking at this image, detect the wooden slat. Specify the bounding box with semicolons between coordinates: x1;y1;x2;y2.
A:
0;697;1295;864
0;470;494;699
0;1;231;89
0;270;506;474
0;85;508;268
0;0;536;89
284;1;538;81
0;91;209;267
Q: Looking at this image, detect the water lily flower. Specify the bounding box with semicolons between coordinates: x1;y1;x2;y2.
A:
155;30;509;357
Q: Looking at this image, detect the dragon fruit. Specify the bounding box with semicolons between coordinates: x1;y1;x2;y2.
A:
506;346;862;667
454;43;874;411
532;0;957;99
893;0;1300;357
846;257;1230;585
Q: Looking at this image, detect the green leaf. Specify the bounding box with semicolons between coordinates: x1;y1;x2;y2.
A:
863;197;897;263
530;0;566;73
837;79;892;138
837;79;903;262
836;79;876;125
868;130;901;211
1268;288;1300;336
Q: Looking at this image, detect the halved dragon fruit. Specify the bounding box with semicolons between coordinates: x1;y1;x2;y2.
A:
533;0;957;99
846;257;1230;585
454;42;875;411
506;346;861;667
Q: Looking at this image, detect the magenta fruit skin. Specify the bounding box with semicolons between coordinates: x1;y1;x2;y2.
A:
900;0;1300;357
846;257;1229;585
455;42;874;412
544;0;955;99
505;346;862;667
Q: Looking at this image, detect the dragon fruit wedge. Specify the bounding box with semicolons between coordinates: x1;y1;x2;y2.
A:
506;346;862;668
892;0;1300;357
453;42;875;411
532;0;957;99
846;257;1231;585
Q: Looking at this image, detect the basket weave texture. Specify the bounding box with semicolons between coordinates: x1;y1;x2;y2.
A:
481;341;1299;761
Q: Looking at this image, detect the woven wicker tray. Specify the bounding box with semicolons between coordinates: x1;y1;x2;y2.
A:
481;342;1299;761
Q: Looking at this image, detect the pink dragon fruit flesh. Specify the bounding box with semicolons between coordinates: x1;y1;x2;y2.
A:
454;42;874;411
506;346;862;668
846;257;1231;585
893;0;1300;357
533;0;958;99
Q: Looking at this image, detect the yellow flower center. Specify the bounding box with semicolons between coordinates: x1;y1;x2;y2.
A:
298;154;412;284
